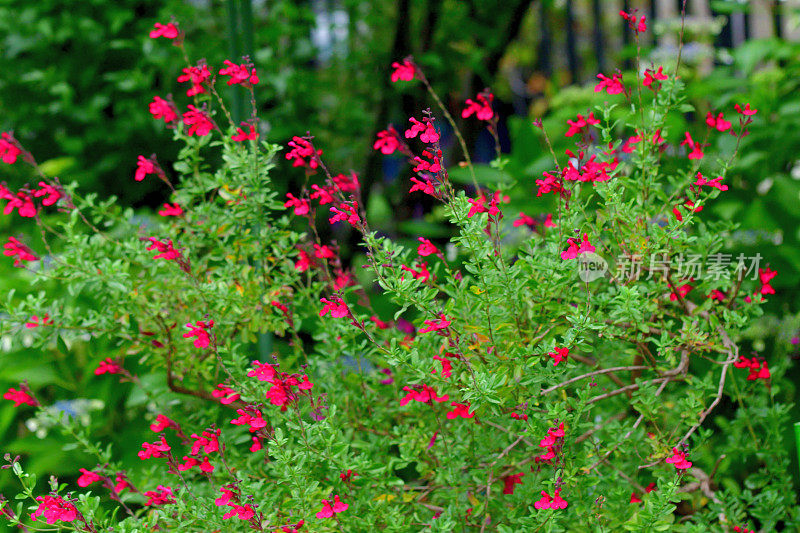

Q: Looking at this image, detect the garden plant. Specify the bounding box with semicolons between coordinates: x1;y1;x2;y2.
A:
1;9;798;532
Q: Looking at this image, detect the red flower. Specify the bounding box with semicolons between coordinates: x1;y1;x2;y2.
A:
513;213;536;228
536;171;566;198
150;414;177;432
3;386;37;407
1;186;36;217
329;201;361;227
77;469;102;487
149;22;179;39
643;66;668;89
95;358;123;375
620;9;647;32
135;155;156;181
143;485;175;506
158;203;183;217
417;237;439;257
502;472;525;495
446;401;475;419
190;429;221;455
286;136;321;169
705;111;732;132
138;436;171;460
25;314;53;328
113;475;130;494
734;103;757;116
146;237;181;261
399;384;449;406
183;320;214;349
561;233;595;260
693;172;728;192
595;73;624;95
33;182;62;206
462;92;494;121
284;193;310;216
219;60;259;86
149;96;177;123
665;447;692;470
177;64;211;96
310;184;335;204
409;176;437;196
405;117;439;144
4;237;38;266
320;296;349;318
680;132;705;159
183;105;215;136
758;267;777;295
295;249;313;271
669;282;693;302
314;244;335;259
212;384;240;404
232;122;258;141
630;492;642;503
0;132;22;164
419;313;451;334
402;262;432;283
412;149;442;174
30;495;77;524
548;347;569;366
374;127;401;154
565;112;600;137
390;59;416;82
223;504;255;520
316;495;348;518
534;490;552;510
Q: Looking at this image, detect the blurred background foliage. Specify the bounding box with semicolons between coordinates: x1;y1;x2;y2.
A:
2;0;800;500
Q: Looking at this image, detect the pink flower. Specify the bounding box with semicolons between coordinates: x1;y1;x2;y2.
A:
320;296;349;318
417;237;439;257
513;213;536;228
316;495;348;518
248;360;278;382
0;132;22;164
405;117;439;144
693;172;728;192
314;244;335;259
30;495;77;524
177;64;211;96
665;447;692;470
390;59;416;82
412;149;442;174
295;249;313;272
286;136;321;169
135;155;156;181
95;358;123;375
4;237;38;267
190;429;221;455
399;384;449;406
223;504;255;520
250;436;263;452
419;313;451;334
138;436;171;460
212;384;240;405
25;314;53;328
1;187;37;217
401;262;432;283
149;22;179;39
149;96;177;123
759;267;777;295
284;193;310;216
669;283;693;302
536;171;566;198
680;132;705;160
232;122;258;141
77;468;102;487
158;203;183;217
705;111;732;132
150;414;177;432
334;172;360;192
734;103;757;116
595;73;624;95
219;60;259;86
534;490;552;510
374;127;401;154
231;408;267;432
146;237;181;261
409;176;437;196
329;201;361;227
113;475;130;494
143;485;175;506
462;92;494;121
446;401;475;419
548;347;569;366
565;112;600;137
32;182;62;206
183;105;215;136
643;67;668;89
534;489;568;510
3;387;37;407
183;320;214;349
620;9;646;32
560;233;595;260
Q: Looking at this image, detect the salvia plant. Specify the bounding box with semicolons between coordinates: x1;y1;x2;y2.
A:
1;10;797;533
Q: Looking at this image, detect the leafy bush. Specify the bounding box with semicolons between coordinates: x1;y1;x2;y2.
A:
1;13;797;532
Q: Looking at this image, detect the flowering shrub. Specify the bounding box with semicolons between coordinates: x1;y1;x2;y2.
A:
0;13;798;532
